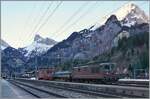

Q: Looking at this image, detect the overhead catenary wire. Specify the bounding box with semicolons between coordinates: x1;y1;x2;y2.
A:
92;1;146;28
20;1;147;48
30;1;53;36
34;1;63;34
20;2;49;47
21;3;37;35
71;1;130;32
26;1;53;43
53;1;130;40
87;1;130;30
54;1;99;38
83;1;147;35
18;2;38;47
52;1;90;37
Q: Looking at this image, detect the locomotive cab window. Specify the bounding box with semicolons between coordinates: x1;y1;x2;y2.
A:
98;65;103;71
78;68;81;72
104;65;110;71
110;64;115;70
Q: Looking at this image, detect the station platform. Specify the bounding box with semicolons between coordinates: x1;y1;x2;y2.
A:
0;79;34;98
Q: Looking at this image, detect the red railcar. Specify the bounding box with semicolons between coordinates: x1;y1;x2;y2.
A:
71;63;119;83
38;67;55;80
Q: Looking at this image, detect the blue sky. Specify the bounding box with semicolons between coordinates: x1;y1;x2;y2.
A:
1;1;149;48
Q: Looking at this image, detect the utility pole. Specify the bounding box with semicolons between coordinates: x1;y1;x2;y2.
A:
35;47;38;80
14;67;16;79
57;54;60;71
133;69;136;79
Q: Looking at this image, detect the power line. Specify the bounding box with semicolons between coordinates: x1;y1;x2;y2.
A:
18;2;37;47
94;1;147;27
26;1;53;43
21;3;37;34
53;1;129;40
54;1;127;39
34;1;63;34
54;1;99;38
52;1;89;37
20;2;48;47
30;1;53;36
85;1;130;30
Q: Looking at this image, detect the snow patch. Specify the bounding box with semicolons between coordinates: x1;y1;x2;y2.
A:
24;42;54;56
90;23;103;31
1;46;7;50
91;3;149;31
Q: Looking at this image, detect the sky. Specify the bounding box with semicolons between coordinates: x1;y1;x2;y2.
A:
1;1;149;48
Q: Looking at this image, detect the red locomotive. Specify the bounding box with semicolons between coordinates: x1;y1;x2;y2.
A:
71;63;119;83
37;62;120;83
38;67;55;80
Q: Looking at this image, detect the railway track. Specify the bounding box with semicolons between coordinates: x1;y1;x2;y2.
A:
61;81;149;88
10;80;120;98
42;82;123;98
111;83;149;88
39;82;148;98
9;80;67;98
10;79;148;98
10;79;149;98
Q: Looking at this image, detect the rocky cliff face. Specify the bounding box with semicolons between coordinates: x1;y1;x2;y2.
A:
18;34;57;59
1;47;27;76
41;15;122;65
41;12;149;66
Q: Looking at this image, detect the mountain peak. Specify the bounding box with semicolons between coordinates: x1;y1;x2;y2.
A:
123;2;138;10
34;34;43;42
114;3;148;26
97;3;149;28
1;39;10;50
114;3;140;20
105;15;118;24
33;34;57;45
19;34;58;58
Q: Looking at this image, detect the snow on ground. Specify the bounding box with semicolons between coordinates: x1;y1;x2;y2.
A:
119;79;150;82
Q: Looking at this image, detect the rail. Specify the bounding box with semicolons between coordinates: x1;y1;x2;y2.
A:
9;80;67;98
12;78;149;98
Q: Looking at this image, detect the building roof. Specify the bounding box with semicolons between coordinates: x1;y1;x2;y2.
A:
73;62;116;69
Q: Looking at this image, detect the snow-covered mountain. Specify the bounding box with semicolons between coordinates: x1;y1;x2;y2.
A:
19;34;57;58
38;2;149;66
114;3;149;27
1;39;10;50
91;3;149;30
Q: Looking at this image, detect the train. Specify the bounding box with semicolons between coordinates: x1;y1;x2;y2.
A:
71;63;119;83
36;62;122;83
38;67;55;80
